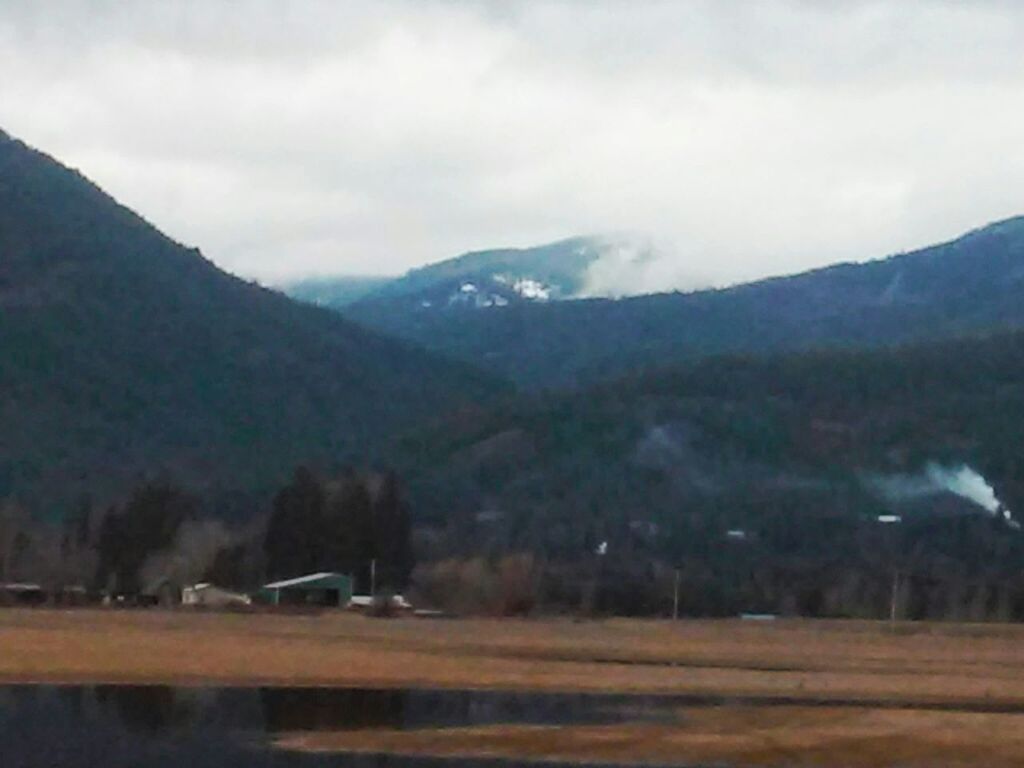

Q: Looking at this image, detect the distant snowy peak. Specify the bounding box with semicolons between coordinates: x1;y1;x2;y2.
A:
398;235;676;312
290;235;677;315
364;238;590;312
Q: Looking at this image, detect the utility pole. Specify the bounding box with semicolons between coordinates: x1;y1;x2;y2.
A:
889;569;900;629
581;541;607;618
673;568;681;621
370;558;377;596
877;512;903;631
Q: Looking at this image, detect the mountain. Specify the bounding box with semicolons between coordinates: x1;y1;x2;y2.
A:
0;130;504;514
283;236;665;312
343;218;1024;389
362;237;607;307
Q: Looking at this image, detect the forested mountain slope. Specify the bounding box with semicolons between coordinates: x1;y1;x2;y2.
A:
399;330;1024;558
394;331;1024;616
346;217;1024;389
0;129;503;514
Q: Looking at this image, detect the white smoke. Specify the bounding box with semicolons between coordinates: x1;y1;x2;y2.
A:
867;463;1016;527
927;465;1000;515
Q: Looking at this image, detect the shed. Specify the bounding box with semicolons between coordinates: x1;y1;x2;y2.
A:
257;572;353;608
348;594;413;612
0;583;45;606
182;583;252;608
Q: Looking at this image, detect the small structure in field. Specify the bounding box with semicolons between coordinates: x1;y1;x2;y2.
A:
256;572;353;608
0;583;45;606
181;583;252;608
348;594;413;613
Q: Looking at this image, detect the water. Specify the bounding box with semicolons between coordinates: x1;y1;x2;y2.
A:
0;685;683;768
7;684;1015;767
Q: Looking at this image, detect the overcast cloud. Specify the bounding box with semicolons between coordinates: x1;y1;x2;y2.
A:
1;0;1023;288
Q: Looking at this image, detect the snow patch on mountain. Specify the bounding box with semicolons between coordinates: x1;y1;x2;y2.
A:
512;278;551;300
446;281;511;308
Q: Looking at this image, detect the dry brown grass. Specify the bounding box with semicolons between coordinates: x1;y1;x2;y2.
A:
277;707;1024;767
2;609;1024;705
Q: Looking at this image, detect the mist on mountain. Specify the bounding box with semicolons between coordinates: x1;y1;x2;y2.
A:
342;216;1024;389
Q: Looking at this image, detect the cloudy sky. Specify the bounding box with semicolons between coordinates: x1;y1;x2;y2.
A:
1;1;1023;290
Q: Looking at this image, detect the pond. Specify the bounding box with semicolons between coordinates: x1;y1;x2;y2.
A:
0;685;687;768
6;684;1015;767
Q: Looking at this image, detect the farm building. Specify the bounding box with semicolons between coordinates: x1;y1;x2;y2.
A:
256;572;353;608
0;583;45;606
181;583;252;608
348;594;413;612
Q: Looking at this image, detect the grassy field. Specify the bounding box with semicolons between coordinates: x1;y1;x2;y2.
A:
4;609;1024;766
278;707;1024;767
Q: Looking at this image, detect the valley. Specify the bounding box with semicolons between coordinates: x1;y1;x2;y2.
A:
4;3;1023;766
4;127;1024;627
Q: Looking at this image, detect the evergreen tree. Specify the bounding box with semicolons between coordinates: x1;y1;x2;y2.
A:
372;472;414;590
264;466;325;581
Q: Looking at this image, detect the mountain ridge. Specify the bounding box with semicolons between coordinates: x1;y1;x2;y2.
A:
282;235;665;310
342;215;1024;389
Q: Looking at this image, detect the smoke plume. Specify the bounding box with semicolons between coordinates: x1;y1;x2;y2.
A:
140;519;236;594
867;463;1015;525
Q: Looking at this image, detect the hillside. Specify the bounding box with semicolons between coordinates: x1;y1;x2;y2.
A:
345;218;1024;389
401;330;1024;526
393;330;1024;616
0;130;503;514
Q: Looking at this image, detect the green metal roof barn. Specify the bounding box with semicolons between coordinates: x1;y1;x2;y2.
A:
256;572;353;608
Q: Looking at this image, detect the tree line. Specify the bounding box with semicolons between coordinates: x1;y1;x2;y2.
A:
0;466;413;603
7;461;1024;622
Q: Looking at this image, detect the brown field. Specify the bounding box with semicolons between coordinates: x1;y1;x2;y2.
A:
278;707;1024;767
4;609;1024;766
